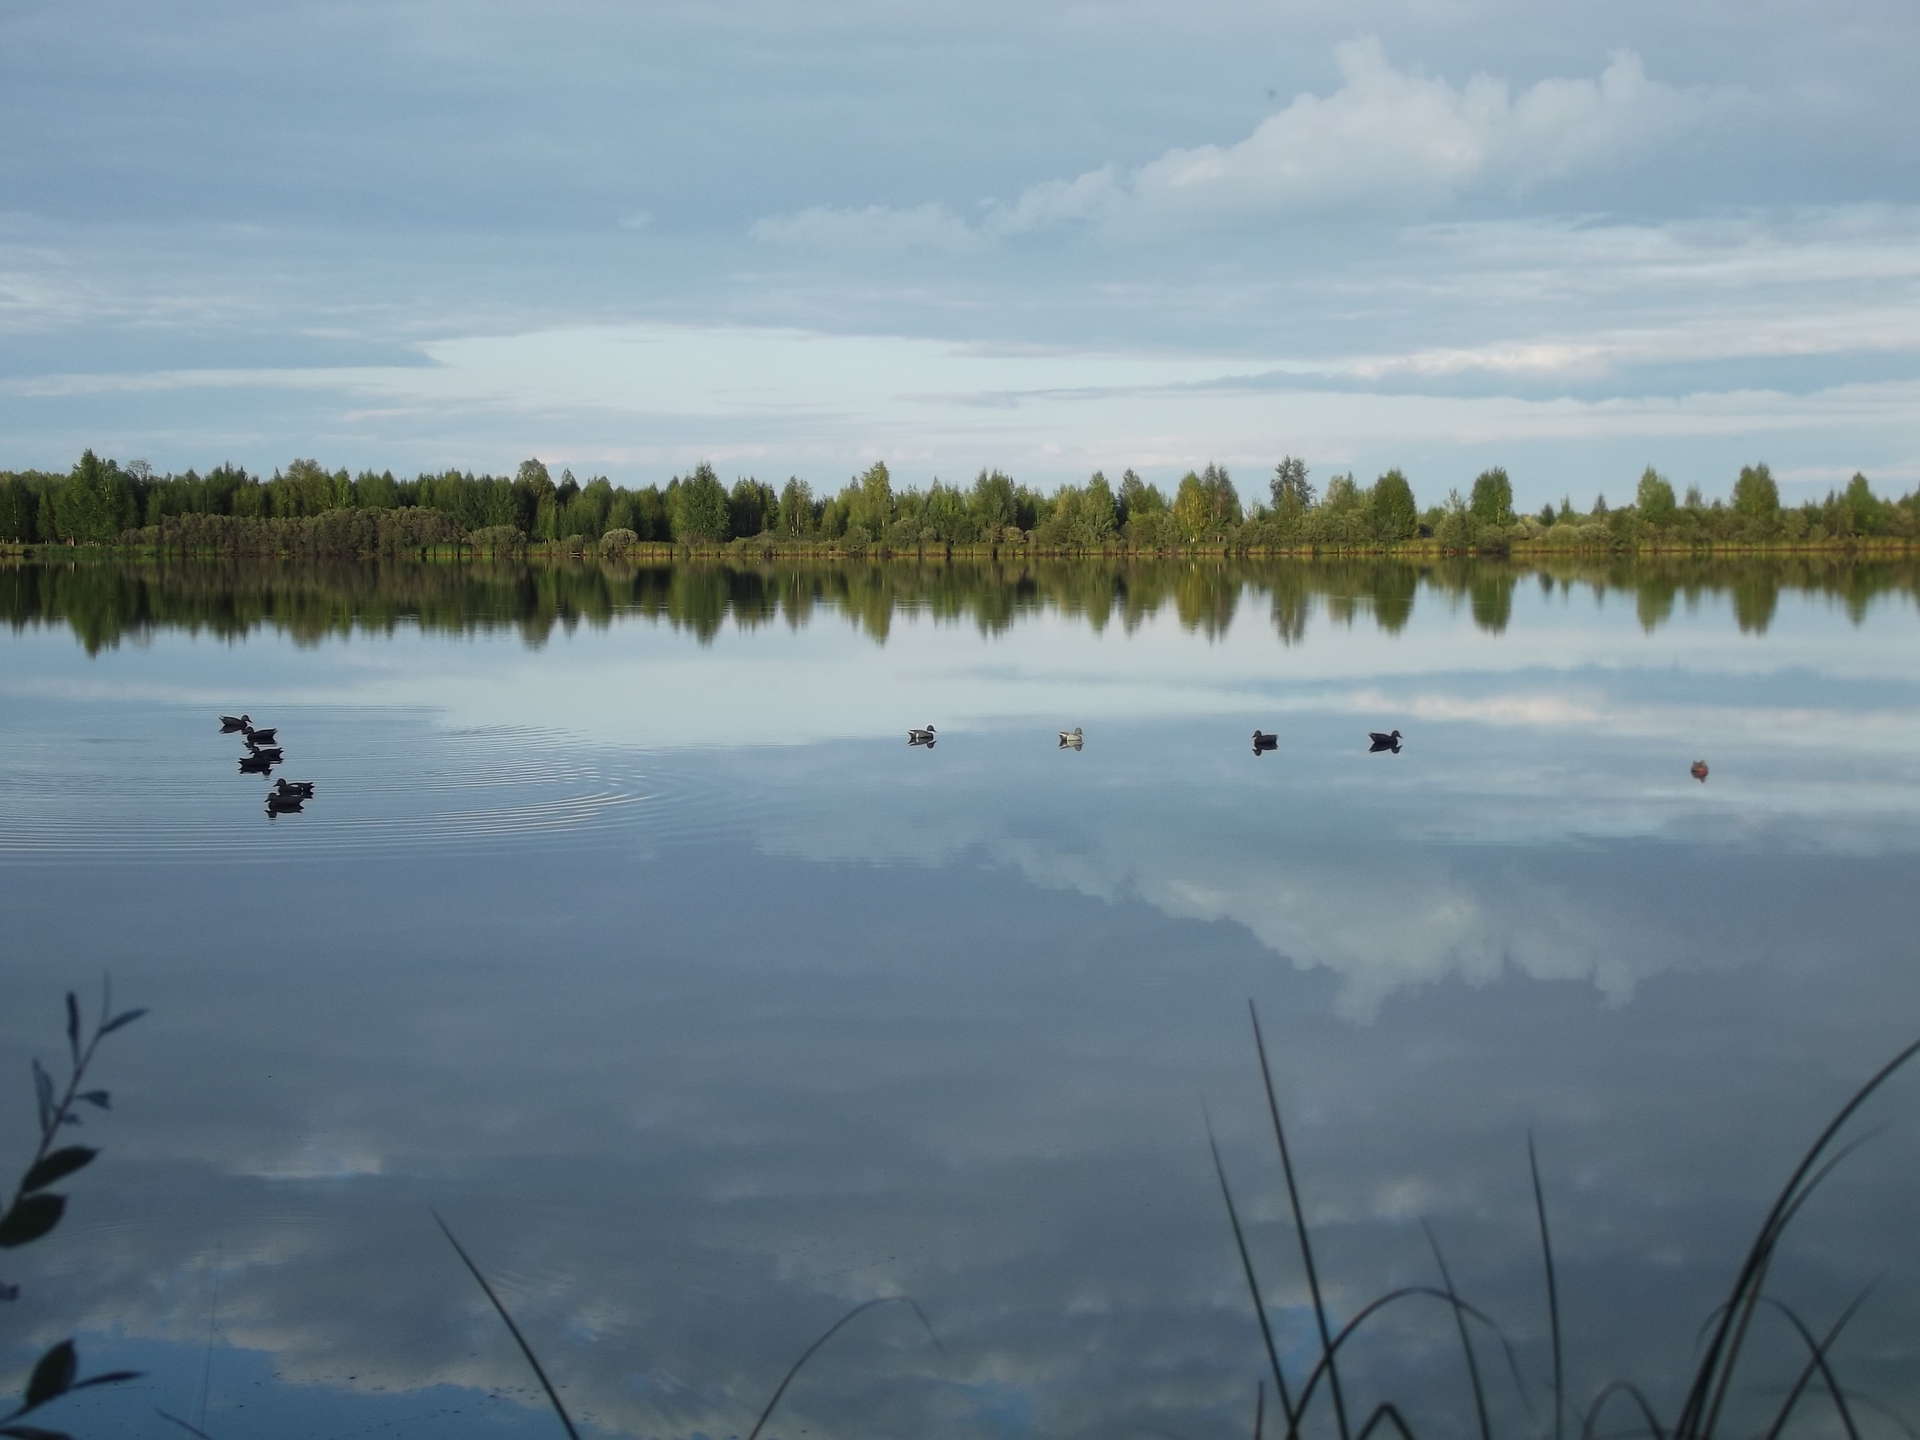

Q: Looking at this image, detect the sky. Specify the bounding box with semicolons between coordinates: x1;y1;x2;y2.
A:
3;0;1919;510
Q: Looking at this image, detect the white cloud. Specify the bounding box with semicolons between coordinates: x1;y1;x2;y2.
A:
750;201;985;253
754;40;1729;249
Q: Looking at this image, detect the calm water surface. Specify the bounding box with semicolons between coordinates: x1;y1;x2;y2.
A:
2;557;1919;1440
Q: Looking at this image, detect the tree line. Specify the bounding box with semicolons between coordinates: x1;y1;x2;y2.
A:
3;451;1916;555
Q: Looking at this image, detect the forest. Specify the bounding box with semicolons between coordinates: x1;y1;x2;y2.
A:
2;450;1917;557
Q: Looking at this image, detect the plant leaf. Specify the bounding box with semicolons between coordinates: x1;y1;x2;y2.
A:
31;1060;53;1136
99;1009;146;1037
22;1149;96;1195
0;1195;66;1249
24;1340;75;1409
63;994;78;1068
77;1091;109;1111
71;1370;142;1390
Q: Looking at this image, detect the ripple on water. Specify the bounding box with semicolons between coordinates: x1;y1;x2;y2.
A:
0;710;751;864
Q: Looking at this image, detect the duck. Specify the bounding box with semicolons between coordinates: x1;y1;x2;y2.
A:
271;778;315;799
1251;730;1278;754
243;725;279;745
1058;726;1083;748
219;713;251;731
906;724;937;744
244;743;284;763
1368;729;1402;753
1690;759;1709;783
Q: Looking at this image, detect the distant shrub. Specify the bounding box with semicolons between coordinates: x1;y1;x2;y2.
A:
470;525;526;555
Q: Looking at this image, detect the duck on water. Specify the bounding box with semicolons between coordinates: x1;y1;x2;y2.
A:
907;724;937;745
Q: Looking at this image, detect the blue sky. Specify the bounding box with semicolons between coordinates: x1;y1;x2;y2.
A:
3;0;1918;509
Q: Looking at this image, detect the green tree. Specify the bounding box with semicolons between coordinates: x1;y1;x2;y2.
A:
672;463;731;543
969;469;1017;534
1434;488;1480;551
779;478;815;538
1078;471;1118;544
1368;469;1418;542
1842;472;1884;537
728;478;775;538
1269;456;1314;510
1116;469;1163;528
1732;463;1780;535
1635;466;1676;528
59;450;135;542
1468;467;1514;526
848;461;893;536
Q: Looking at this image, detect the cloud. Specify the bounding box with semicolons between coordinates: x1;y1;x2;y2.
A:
754;39;1728;249
751;201;985;253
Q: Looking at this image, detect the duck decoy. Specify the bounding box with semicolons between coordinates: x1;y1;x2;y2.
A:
219;713;251;731
243;726;279;745
271;778;315;799
1368;729;1402;753
1251;730;1278;755
1690;759;1709;783
1058;726;1083;749
906;724;937;745
239;753;279;775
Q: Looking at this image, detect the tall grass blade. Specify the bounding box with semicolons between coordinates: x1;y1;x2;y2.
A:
1529;1135;1563;1440
1422;1221;1491;1440
431;1210;580;1440
1759;1287;1873;1440
1682;1035;1920;1440
1356;1401;1418;1440
745;1294;938;1440
1824;1388;1919;1440
1206;1111;1297;1430
1249;1001;1351;1440
1581;1381;1668;1440
1293;1286;1524;1423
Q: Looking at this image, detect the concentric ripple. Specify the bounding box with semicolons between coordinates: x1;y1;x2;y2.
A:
0;708;753;864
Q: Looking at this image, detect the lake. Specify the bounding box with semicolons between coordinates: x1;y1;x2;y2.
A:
3;555;1919;1440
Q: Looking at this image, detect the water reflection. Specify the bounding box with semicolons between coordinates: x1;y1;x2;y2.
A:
3;557;1920;1440
3;554;1916;654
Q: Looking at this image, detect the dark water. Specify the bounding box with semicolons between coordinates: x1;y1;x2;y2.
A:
2;556;1919;1440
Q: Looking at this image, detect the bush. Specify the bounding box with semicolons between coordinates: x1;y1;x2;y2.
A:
598;527;639;557
470;525;526;555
